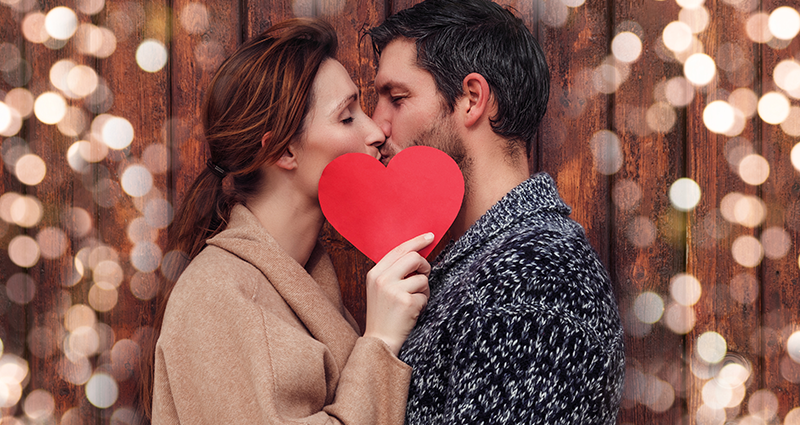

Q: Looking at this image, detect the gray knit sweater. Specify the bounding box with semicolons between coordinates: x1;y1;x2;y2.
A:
399;173;625;424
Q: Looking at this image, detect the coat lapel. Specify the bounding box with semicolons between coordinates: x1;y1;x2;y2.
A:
207;205;359;375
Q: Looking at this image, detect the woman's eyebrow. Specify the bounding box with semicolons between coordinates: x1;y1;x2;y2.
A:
330;92;358;116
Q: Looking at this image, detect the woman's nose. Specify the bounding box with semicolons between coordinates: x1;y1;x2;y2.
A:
364;117;385;158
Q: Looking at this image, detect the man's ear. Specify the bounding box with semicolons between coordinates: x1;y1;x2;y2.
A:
275;142;299;171
461;73;490;128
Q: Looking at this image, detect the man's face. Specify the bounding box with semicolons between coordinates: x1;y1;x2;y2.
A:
372;38;465;166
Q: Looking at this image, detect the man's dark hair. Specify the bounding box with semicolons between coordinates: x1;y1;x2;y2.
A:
369;0;550;154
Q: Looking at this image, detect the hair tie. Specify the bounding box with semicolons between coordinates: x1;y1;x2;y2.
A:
206;159;227;179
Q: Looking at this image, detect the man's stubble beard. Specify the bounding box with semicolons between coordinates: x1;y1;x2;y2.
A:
411;110;472;198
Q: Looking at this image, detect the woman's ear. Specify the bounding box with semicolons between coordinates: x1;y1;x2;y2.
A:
461;73;491;128
275;143;298;170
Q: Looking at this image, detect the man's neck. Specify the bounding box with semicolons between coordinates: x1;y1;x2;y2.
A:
450;146;530;239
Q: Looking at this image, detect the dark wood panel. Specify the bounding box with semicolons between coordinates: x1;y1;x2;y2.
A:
22;0;87;418
610;0;687;421
759;7;800;419
685;1;762;423
318;0;389;332
2;1;800;424
538;1;611;265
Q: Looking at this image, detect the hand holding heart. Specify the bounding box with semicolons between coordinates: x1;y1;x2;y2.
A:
318;146;464;354
363;233;433;355
319;146;465;263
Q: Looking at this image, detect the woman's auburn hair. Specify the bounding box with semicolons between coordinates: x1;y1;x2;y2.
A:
138;18;338;420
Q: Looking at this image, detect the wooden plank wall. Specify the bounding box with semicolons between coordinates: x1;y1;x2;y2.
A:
0;0;798;423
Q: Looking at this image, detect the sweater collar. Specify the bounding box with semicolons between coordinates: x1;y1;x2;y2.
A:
432;172;571;280
206;205;359;370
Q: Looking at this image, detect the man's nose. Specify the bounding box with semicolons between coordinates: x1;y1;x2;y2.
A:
371;102;391;140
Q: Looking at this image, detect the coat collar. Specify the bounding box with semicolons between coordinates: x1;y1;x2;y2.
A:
206;204;359;371
431;172;572;286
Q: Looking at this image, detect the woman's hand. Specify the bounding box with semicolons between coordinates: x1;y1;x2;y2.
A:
363;233;433;356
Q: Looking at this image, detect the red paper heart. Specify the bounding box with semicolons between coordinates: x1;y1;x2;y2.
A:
319;146;464;263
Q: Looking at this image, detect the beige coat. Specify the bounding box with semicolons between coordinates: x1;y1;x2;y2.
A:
153;205;411;424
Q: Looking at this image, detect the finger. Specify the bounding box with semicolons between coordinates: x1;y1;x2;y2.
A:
395;274;429;296
408;292;429;313
375;232;434;270
380;251;430;284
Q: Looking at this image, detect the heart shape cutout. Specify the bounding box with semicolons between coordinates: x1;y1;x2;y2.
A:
319;146;464;263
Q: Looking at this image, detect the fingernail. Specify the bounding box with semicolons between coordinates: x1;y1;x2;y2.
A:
424;232;434;241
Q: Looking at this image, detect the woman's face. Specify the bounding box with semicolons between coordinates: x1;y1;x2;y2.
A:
294;59;384;198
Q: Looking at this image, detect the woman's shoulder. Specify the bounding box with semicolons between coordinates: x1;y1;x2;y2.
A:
168;246;264;310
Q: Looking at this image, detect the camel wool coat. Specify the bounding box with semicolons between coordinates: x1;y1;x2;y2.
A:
152;205;411;424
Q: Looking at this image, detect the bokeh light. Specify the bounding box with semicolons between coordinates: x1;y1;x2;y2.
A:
646;102;677;133
670;273;702;306
768;6;800;40
728;88;758;118
664;302;696;334
121;165;154;197
85;373;119;408
33;92;67;124
774;60;800;94
792;142;800;171
21;11;49;43
758;92;790;125
703;100;735;134
738;154;769;186
4;88;34;118
589;130;624;174
748;389;778;421
36;227;69;259
787;408;800;425
101;115;134;149
14;153;46;186
136;39;168;73
697;332;727;363
788;332;800;363
8;235;40;268
731;235;764;268
669;178;702;211
761;227;791;260
663;21;694;52
612;32;643;63
44;7;78;40
684;53;716;86
679;6;709;33
67;65;99;97
634;291;664;324
6;273;36;305
664;77;695;106
77;0;105;15
746;12;773;43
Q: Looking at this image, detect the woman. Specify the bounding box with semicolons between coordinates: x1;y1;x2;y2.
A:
142;18;431;424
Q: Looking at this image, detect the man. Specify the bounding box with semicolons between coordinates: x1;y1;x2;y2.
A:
369;0;625;423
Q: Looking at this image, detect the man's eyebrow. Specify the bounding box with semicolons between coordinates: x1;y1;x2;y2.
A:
376;80;405;94
329;92;358;116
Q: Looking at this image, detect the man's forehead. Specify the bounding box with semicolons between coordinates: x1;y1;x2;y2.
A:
375;39;423;87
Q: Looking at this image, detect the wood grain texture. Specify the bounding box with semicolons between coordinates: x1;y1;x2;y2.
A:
684;1;763;423
759;2;800;418
610;0;687;421
3;1;800;424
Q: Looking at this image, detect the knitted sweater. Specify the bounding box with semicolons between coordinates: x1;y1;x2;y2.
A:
399;173;625;424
